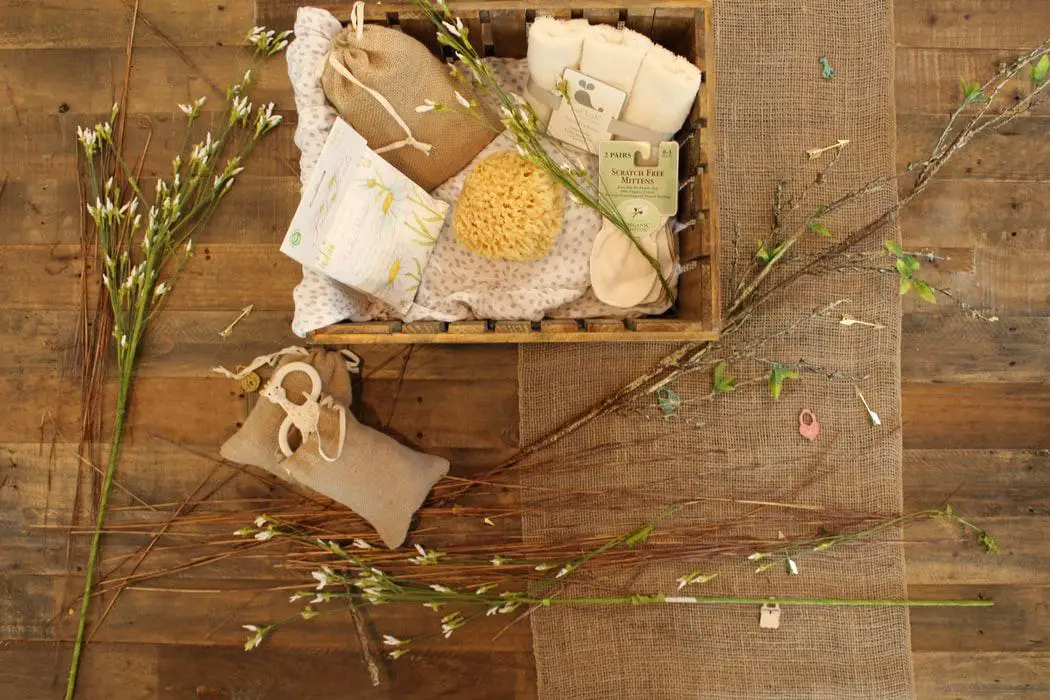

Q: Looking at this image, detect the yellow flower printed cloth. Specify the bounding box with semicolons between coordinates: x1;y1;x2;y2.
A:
280;117;448;316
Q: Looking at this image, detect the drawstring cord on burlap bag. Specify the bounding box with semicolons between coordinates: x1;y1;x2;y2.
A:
213;347;363;463
325;1;434;157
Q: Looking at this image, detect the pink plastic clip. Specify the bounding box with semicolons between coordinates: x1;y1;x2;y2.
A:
799;409;820;441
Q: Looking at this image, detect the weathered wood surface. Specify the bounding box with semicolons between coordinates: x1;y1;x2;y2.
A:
1;0;1049;697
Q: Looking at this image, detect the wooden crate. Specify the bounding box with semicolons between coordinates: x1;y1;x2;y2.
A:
262;1;719;344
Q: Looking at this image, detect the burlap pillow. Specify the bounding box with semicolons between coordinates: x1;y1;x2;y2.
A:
219;348;352;476
320;23;501;192
281;407;450;549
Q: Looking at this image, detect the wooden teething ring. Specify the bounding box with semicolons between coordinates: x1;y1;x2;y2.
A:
260;361;324;458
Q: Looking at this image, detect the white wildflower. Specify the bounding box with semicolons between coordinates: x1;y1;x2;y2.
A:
486;604;500;616
289;591;306;602
351;539;373;550
254;515;267;527
77;125;98;156
242;624;268;651
474;583;497;595
534;562;555;572
312;567;333;590
787;558;799;575
442;20;462;37
153;282;171;297
423;602;443;612
454;90;471;109
408;544;444;565
254;529;274;541
675;570;719;591
429;584;453;594
440;612;465;639
382;634;405;647
415;99;437;113
387;648;408;660
490;555;506;567
178;103;194;116
555;564;575;579
747;552;767;561
233;527;253;536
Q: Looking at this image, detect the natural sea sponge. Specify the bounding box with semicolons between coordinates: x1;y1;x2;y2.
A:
453;151;564;261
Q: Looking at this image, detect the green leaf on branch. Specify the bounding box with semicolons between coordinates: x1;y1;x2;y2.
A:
886;239;936;304
625;523;653;547
712;361;736;394
656;387;681;416
819;56;835;80
768;363;800;401
1031;54;1050;86
960;78;988;103
977;530;1000;554
756;241;786;265
808;221;832;238
912;279;937;304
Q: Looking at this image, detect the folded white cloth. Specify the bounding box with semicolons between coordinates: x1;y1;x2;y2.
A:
620;43;702;140
579;24;652;93
525;16;590;125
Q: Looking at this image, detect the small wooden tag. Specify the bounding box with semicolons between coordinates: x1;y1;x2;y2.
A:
759;603;781;630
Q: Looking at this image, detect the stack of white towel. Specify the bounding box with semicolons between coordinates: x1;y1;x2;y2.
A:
525;16;703;308
526;16;702;141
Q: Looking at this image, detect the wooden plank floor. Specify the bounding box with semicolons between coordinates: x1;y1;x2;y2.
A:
1;1;1049;697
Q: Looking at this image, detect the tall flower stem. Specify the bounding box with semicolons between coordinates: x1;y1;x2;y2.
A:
64;27;289;698
65;344;137;700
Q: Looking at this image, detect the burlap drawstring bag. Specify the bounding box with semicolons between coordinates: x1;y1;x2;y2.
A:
281;402;450;549
320;3;501;191
218;346;449;549
219;347;352;476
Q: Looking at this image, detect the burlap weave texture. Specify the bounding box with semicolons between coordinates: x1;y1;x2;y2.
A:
520;1;912;697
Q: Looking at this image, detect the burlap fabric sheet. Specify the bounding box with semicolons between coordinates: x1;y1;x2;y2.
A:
520;1;912;698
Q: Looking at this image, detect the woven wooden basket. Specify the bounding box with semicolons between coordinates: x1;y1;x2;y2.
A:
261;1;719;344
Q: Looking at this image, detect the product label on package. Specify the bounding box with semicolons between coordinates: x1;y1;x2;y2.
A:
598;140;680;218
546;69;627;154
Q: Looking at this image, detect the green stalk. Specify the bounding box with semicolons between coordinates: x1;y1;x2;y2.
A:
519;595;993;608
65;339;138;700
320;589;992;609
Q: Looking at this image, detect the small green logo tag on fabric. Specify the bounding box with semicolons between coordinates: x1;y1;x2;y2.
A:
290;230;302;246
599;141;680;218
